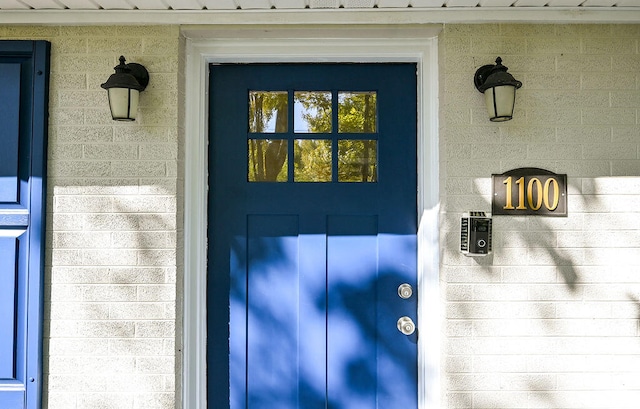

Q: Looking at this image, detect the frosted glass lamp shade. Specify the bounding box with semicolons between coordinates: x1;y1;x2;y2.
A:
484;84;517;122
107;87;140;121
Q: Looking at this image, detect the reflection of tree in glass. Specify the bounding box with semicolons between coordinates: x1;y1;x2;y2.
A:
249;92;288;181
248;139;288;182
337;92;377;182
293;92;332;182
297;92;377;182
338;92;376;134
338;140;377;182
294;140;332;182
295;92;332;133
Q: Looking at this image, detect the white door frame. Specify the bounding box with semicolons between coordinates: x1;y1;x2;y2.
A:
182;25;442;409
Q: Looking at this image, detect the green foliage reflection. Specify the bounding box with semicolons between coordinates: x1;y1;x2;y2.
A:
249;91;288;182
294;140;332;182
338;140;377;182
294;92;332;133
338;92;377;134
248;140;288;182
249;91;288;133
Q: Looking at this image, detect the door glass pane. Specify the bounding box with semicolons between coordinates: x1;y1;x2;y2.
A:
338;140;377;182
294;92;332;133
338;92;377;133
294;139;332;182
248;139;288;182
249;91;288;133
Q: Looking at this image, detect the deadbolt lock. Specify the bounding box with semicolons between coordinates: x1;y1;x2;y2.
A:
398;283;413;299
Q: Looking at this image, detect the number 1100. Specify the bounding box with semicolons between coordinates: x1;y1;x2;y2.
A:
503;176;560;211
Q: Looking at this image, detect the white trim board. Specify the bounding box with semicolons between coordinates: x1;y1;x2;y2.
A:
183;26;441;409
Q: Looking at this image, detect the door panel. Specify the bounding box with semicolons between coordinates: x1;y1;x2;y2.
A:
209;63;417;409
326;215;378;409
0;237;19;377
246;215;300;409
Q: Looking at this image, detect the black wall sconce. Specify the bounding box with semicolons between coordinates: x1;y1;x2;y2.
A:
474;57;522;122
101;55;149;121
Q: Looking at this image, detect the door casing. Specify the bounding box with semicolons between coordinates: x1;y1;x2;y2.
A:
182;25;441;409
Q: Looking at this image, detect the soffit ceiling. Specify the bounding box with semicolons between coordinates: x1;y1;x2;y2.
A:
1;0;639;25
0;0;638;10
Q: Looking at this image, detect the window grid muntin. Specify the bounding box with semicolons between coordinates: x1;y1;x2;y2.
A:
248;89;378;183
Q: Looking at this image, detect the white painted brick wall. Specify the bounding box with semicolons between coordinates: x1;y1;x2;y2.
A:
0;25;180;409
3;20;640;409
442;24;640;409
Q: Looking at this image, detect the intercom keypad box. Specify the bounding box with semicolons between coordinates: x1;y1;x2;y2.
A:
460;211;492;257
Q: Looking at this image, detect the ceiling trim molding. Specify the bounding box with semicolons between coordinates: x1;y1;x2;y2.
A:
1;7;640;25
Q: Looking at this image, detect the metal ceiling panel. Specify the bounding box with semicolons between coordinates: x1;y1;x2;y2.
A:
377;0;411;6
0;0;30;7
58;0;101;8
615;0;640;6
128;0;167;9
273;0;306;8
410;0;445;6
479;0;517;6
547;0;584;5
93;0;135;8
514;0;551;5
165;0;203;9
582;0;616;5
21;0;65;8
202;0;237;9
309;0;340;8
445;0;479;5
344;0;375;7
237;0;271;8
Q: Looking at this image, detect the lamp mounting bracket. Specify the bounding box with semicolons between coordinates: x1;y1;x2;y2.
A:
473;63;496;92
127;62;149;91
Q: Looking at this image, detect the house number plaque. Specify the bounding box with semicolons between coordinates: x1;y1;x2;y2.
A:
492;168;567;216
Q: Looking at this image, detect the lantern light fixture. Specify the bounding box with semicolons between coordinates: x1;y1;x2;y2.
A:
474;57;522;122
101;55;149;121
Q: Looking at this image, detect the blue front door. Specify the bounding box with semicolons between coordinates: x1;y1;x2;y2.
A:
208;63;417;409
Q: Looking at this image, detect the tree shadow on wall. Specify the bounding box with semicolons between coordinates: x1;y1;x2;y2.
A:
44;180;178;409
446;178;615;408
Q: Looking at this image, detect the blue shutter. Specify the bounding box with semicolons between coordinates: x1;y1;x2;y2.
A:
0;40;50;409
